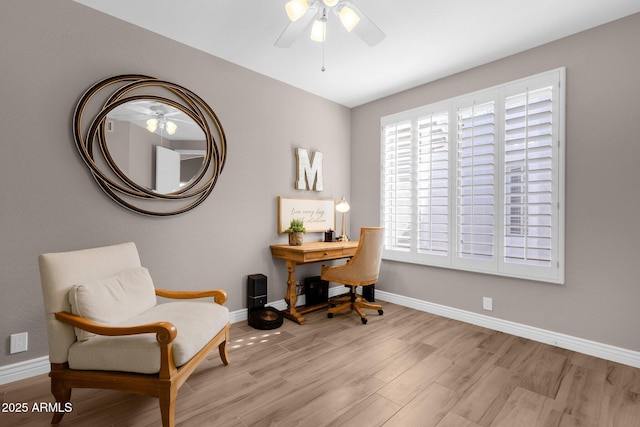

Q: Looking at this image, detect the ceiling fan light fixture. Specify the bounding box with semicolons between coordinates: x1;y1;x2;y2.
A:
285;0;309;22
322;0;339;6
338;5;360;32
146;118;158;133
165;120;177;135
310;18;326;42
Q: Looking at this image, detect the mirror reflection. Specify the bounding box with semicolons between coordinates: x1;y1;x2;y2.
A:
105;100;206;194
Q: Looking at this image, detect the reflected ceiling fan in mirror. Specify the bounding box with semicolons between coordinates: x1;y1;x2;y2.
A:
145;105;178;136
275;0;385;52
108;101;201;140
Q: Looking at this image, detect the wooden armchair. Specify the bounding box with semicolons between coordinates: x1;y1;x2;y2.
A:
38;242;230;427
321;227;384;324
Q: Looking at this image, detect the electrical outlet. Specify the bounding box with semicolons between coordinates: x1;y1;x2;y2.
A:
482;297;493;311
10;332;28;354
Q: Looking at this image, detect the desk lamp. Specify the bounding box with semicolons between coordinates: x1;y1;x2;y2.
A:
335;196;350;241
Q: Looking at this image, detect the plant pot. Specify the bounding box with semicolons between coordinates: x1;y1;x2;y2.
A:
288;232;304;246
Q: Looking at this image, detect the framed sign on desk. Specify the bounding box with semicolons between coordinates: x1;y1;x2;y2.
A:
277;197;335;233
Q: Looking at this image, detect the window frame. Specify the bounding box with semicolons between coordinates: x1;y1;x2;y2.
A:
380;68;565;284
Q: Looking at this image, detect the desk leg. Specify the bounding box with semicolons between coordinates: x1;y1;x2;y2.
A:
282;260;306;325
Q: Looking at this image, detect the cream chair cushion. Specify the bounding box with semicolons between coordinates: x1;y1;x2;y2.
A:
68;267;157;341
67;301;229;374
39;242;143;364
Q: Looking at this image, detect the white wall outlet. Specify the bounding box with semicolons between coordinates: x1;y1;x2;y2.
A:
10;332;28;354
482;297;493;311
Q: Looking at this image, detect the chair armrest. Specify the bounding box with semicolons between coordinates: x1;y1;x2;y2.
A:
54;311;177;345
155;288;228;305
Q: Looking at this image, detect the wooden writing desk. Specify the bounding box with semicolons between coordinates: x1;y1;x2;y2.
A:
270;240;359;324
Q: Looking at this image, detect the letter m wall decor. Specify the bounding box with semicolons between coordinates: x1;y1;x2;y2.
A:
295;147;323;191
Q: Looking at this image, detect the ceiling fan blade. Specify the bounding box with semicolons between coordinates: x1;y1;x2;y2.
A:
343;1;385;46
164;110;187;118
171;116;198;125
108;113;150;121
123;102;154;115
274;5;318;48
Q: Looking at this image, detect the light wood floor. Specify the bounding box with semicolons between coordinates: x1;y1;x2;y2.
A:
2;302;640;426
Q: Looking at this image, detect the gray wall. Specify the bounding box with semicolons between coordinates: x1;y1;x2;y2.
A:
2;0;639;370
351;12;640;352
0;0;350;366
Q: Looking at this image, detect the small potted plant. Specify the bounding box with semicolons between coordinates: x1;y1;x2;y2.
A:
285;218;306;246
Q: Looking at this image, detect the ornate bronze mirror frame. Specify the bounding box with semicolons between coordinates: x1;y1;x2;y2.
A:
73;74;226;216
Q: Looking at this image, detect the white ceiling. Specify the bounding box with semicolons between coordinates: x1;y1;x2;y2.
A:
74;0;640;107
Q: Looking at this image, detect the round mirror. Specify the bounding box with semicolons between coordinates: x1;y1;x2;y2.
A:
73;75;226;216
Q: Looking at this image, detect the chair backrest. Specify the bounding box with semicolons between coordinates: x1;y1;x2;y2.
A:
324;227;384;286
38;242;141;364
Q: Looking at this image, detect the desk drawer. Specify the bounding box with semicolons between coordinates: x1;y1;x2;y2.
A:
304;248;344;261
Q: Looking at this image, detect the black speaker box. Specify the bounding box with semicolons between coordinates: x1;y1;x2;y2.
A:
304;276;328;306
247;274;267;310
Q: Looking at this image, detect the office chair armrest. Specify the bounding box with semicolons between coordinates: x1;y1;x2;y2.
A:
54;311;177;344
155;288;228;305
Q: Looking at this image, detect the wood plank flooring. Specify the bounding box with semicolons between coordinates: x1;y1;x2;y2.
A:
2;303;640;426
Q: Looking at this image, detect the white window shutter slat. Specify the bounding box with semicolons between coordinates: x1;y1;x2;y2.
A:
456;102;496;262
417;112;449;256
504;86;554;267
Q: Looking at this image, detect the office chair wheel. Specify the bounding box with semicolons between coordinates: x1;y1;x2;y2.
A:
361;317;368;324
378;309;384;315
328;313;333;318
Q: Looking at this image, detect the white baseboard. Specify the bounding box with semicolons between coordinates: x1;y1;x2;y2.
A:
0;356;50;385
229;308;248;324
374;290;640;369
3;289;639;385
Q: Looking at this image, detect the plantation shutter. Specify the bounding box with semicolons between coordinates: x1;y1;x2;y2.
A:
382;120;413;252
456;101;496;263
417;112;449;256
503;85;554;267
380;68;564;283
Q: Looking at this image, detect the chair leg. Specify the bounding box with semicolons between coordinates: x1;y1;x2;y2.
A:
159;387;177;427
50;379;71;425
328;301;351;316
353;304;367;320
218;340;229;366
216;325;230;365
327;285;384;323
359;300;383;312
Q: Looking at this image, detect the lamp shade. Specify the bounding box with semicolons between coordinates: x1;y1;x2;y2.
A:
146;118;158;133
286;0;309;21
338;5;360;32
310;19;326;42
165;120;177;135
336;196;350;213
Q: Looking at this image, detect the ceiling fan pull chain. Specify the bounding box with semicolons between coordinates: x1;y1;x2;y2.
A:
321;38;326;72
321;8;327;71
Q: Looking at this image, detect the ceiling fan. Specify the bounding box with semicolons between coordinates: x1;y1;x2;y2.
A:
107;101;193;137
275;0;385;48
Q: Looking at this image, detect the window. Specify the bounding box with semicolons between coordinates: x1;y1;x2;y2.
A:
381;68;565;283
